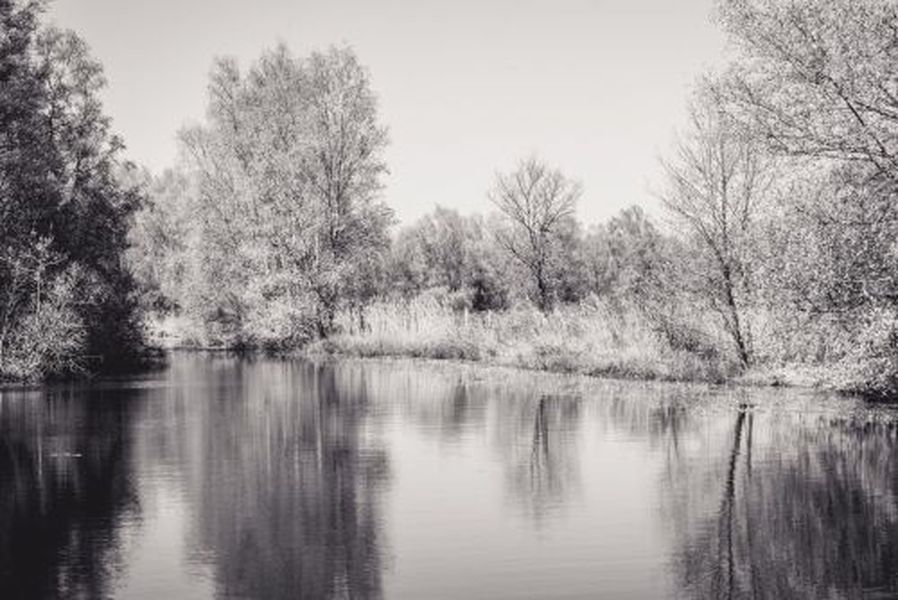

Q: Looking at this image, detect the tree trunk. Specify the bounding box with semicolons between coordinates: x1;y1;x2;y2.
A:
535;259;551;313
721;263;751;367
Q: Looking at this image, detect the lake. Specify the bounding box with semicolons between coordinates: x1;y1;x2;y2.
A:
1;352;897;599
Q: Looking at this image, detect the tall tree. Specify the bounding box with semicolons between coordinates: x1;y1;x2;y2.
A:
303;48;390;332
712;0;898;384
0;0;145;378
176;44;391;345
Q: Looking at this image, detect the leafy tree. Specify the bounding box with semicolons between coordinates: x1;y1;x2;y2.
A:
390;207;511;310
175;44;391;345
580;206;666;304
0;0;145;378
715;0;898;175
126;169;194;313
391;207;481;292
712;0;898;391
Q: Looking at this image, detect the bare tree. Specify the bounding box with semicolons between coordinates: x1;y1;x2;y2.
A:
660;97;771;367
489;157;580;311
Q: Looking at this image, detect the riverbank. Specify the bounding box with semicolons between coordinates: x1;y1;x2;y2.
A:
304;299;866;395
145;299;886;398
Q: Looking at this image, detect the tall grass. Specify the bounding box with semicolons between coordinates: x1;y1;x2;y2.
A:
313;295;742;383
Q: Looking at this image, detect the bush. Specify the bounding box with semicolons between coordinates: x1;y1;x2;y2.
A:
1;271;87;380
831;308;898;399
244;296;318;352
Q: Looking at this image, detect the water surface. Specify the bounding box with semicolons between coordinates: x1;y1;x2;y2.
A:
1;352;897;599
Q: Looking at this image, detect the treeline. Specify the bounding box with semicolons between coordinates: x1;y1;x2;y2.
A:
6;0;898;396
0;0;146;380
129;0;898;395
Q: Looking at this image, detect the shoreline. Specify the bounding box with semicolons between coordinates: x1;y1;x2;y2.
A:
0;337;873;404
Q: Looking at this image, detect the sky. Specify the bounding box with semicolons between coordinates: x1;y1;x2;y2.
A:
47;0;727;227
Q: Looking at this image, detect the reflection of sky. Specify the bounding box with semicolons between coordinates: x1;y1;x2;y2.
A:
48;0;726;227
115;479;215;600
384;412;670;599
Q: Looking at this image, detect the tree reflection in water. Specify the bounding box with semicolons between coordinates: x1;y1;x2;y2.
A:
180;358;390;599
332;360;585;524
659;401;898;599
0;388;139;600
491;392;582;523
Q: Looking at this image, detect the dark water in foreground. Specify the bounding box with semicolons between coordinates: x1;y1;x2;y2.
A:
1;353;898;599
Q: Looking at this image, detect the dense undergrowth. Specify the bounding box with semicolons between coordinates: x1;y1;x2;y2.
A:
297;294;898;398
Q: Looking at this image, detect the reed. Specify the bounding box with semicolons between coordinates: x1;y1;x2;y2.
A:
313;296;741;384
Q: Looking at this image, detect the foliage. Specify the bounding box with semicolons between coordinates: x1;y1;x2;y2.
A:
0;0;146;380
128;44;393;348
698;0;898;394
580;206;667;304
390;207;511;310
714;0;898;174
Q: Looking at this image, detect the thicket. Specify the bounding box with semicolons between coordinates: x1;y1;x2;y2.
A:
0;0;147;380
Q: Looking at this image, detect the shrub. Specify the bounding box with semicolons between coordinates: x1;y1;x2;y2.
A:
831;308;898;399
1;271;88;380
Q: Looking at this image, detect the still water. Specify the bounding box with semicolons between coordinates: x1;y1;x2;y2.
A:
1;352;897;599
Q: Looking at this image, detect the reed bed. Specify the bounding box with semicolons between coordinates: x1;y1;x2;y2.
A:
314;296;741;383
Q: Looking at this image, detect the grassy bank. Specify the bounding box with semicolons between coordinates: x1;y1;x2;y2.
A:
308;297;898;396
308;296;745;385
149;296;895;396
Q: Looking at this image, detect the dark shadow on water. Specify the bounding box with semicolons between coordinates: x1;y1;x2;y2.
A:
0;388;140;600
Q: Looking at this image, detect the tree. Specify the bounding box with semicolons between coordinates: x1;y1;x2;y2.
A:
714;0;898;177
0;0;145;378
126;169;194;313
489;157;581;311
303;47;392;332
580;206;666;304
389;208;512;310
660;95;772;367
391;206;483;293
176;44;391;345
711;0;898;388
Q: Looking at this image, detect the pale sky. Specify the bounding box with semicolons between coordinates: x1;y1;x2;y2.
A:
47;0;727;226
